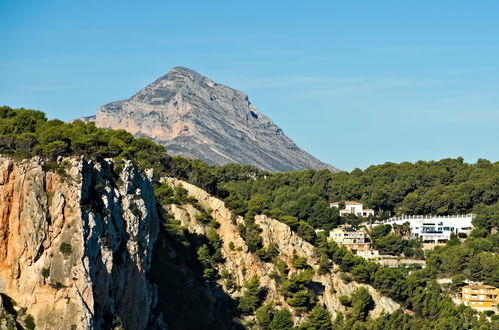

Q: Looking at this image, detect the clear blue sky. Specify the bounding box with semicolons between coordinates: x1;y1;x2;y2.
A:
1;1;498;171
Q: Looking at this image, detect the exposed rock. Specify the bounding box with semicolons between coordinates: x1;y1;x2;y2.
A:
0;156;162;329
163;178;399;321
73;115;96;123
94;67;339;172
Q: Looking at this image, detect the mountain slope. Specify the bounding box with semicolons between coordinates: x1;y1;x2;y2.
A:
93;67;338;172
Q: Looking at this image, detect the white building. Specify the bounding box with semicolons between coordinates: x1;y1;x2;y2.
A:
330;201;375;217
374;214;473;243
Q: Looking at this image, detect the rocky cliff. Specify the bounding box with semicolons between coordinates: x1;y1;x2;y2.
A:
0;156;161;329
92;67;338;172
162;177;399;323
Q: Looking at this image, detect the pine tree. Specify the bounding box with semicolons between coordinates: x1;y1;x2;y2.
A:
269;309;293;330
238;275;263;315
302;304;333;330
256;302;275;329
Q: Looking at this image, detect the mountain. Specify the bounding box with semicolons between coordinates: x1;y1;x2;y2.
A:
92;67;339;172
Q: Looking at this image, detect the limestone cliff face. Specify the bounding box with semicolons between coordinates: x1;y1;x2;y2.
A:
0;156;161;329
163;178;399;321
92;67;339;172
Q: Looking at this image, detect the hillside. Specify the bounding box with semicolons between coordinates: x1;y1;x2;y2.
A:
0;107;497;329
90;67;338;172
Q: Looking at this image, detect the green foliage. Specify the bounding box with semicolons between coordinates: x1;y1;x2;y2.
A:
373;233;406;255
154;183;174;204
269;309;294;330
24;314;35;330
302;304;333;330
426;232;499;286
256;302;276;329
339;295;351;307
256;242;280;262
274;259;289;278
291;254;309;269
41;268;50;278
50;282;66;290
297;221;315;242
3;107;498;329
59;242;72;256
196;227;225;284
317;255;331;275
280;270;315;310
350;287;374;321
369;224;423;257
238;222;263;253
238;275;264;315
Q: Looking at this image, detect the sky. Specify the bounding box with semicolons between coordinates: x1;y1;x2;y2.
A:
1;1;498;171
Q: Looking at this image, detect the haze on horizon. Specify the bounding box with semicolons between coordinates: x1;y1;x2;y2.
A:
1;1;498;171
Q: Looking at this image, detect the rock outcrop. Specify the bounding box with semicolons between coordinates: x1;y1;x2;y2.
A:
92;67;338;172
162;178;399;321
0;156;161;329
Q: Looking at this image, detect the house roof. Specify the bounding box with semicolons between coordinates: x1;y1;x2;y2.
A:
330;201;364;205
463;285;497;290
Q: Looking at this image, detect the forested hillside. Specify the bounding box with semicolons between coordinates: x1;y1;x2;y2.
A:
1;106;498;329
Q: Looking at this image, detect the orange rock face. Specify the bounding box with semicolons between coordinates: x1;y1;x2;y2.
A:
0;156;160;329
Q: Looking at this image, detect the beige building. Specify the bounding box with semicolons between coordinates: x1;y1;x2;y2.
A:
462;285;499;309
330;201;375;217
328;227;371;251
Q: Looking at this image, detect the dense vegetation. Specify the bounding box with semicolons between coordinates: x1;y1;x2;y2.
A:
1;107;498;329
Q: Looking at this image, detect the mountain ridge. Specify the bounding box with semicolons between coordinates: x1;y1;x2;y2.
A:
88;67;339;172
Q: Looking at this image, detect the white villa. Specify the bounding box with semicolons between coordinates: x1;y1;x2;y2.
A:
330;201;375;217
374;214;474;243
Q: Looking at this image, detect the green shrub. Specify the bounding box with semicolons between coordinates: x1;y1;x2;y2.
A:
339;295;351;307
238;276;264;315
60;242;72;256
50;282;66;290
24;314;35;330
41;268;50;278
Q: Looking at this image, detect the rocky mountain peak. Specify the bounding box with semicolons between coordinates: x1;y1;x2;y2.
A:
93;67;339;172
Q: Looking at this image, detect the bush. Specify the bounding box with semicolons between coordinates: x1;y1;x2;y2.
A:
238;276;264;315
60;242;72;256
41;268;50;278
24;314;35;330
339;295;351;307
291;254;309;269
269;309;293;330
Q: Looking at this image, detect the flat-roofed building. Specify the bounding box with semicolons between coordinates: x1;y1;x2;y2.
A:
373;214;473;243
330;201;375;217
462;285;499;309
328;227;371;251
